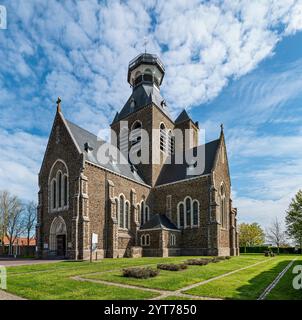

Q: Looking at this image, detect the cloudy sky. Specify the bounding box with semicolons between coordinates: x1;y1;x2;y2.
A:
1;0;302;228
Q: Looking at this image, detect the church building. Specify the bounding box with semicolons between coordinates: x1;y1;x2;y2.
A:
37;53;239;260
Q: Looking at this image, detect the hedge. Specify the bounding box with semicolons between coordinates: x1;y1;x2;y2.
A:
240;246;301;254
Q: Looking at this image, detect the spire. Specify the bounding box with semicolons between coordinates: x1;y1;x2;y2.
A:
56;97;62;113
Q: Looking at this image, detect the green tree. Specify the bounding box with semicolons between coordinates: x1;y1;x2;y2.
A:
285;190;302;252
239;222;265;253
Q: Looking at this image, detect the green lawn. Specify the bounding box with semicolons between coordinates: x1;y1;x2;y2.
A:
266;258;302;300
84;255;264;291
184;255;300;300
4;254;301;300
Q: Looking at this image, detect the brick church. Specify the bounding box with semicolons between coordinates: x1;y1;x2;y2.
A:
37;53;239;260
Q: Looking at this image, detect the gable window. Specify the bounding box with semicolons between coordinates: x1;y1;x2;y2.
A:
57;171;62;208
49;160;69;212
141;234;150;246
170;234;176;246
177;197;200;228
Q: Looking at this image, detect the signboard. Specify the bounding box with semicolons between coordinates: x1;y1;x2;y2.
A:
91;233;98;251
90;233;99;262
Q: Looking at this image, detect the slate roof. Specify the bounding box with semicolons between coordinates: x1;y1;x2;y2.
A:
155;138;220;186
112;84;173;123
140;214;178;231
62;116;220;187
175;109;191;124
65;119;147;185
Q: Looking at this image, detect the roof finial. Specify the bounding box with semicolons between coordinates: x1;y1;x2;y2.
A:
143;36;148;54
56;97;62;113
220;123;224;133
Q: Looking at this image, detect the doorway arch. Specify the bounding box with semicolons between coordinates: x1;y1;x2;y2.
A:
49;216;67;257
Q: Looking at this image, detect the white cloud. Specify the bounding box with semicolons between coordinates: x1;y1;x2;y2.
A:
1;0;302;209
0;129;47;201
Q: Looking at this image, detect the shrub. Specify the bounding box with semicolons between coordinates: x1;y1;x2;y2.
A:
225;256;231;260
186;258;210;266
122;267;159;279
211;257;221;263
157;263;188;271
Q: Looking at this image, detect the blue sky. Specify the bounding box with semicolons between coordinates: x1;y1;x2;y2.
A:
1;1;302;228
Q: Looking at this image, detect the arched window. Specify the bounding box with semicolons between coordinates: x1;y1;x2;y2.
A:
140;202;144;226
64;175;68;206
160;123;166;152
145;206;149;224
167;130;174;155
115;198;119;220
130;120;142;158
177;197;200;229
49;160;69;212
57;171;62;208
140;200;150;226
141;234;150;246
125;201;130;229
185;197;191;227
178;203;184;228
119;195;124;228
170;234;176;246
220;184;227;228
193;200;199;226
52;180;56;210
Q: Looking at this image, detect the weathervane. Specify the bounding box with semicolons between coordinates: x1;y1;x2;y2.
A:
143;36;148;54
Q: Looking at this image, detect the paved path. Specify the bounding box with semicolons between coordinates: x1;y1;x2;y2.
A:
0;290;25;300
257;258;297;300
73;275;219;300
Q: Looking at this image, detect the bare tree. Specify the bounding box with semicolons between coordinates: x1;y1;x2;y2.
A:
0;191;20;254
23;201;37;255
266;218;286;254
5;195;24;256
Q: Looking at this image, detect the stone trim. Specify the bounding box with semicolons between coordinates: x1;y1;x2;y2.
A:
155;174;210;188
85;160;151;188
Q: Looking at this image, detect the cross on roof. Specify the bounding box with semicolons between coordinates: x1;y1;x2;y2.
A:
56;97;62;113
143;37;148;54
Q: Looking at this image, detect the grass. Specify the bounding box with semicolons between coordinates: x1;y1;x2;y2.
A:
184;255;297;299
266;258;302;300
3;254;301;300
83;255;264;291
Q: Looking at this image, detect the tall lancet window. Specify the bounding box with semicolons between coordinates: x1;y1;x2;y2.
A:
49;160;69;212
160;123;166;152
119;195;125;228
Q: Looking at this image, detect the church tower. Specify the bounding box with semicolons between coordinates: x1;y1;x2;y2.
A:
111;53;175;186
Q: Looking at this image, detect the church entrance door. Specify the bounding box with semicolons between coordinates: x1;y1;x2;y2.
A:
56;235;66;257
